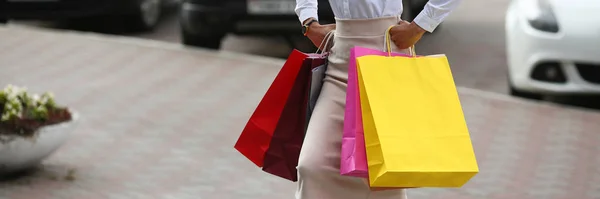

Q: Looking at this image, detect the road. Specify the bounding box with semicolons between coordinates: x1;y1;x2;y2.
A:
142;0;514;93
122;0;514;94
7;0;600;109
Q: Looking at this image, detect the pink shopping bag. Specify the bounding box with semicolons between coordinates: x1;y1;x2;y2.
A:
340;46;413;178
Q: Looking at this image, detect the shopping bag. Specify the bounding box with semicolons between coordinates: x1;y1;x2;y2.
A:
234;49;310;167
340;46;412;178
308;62;327;117
357;27;479;188
262;53;328;181
260;31;334;181
307;30;334;119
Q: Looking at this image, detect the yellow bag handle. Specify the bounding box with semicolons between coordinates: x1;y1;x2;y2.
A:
385;25;416;57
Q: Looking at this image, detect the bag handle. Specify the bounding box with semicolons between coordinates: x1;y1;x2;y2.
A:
385;25;416;57
315;30;335;54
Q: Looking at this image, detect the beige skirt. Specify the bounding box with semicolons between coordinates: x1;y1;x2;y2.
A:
295;15;410;199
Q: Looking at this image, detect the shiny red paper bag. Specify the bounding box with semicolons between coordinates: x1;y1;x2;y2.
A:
234;49;310;167
261;54;327;181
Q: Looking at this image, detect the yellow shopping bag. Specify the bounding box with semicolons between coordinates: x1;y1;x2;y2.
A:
356;26;479;188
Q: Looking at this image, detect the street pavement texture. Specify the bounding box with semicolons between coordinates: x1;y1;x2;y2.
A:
0;26;599;199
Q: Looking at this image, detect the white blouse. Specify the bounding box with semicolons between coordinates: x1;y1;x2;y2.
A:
295;0;462;32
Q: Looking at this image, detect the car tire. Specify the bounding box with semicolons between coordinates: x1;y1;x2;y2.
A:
181;28;224;50
126;0;162;31
0;18;7;24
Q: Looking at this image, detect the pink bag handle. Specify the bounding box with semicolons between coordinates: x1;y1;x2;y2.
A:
385;25;416;57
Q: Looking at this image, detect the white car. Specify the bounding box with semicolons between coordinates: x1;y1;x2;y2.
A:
505;0;600;99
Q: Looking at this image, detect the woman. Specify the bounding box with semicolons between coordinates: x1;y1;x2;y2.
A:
294;0;462;198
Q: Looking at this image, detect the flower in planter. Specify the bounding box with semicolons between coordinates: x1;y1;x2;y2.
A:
0;85;77;176
0;85;25;122
0;85;71;135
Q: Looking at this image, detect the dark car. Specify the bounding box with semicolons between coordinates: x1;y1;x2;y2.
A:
178;0;429;49
0;0;164;31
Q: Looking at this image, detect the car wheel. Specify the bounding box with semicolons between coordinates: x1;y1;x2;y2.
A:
0;18;7;24
126;0;162;31
181;28;224;50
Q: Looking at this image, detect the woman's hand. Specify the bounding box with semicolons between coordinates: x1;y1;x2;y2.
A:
305;22;336;50
389;20;426;49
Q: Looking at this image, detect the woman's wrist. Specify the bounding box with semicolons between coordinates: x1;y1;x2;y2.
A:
303;18;321;36
409;21;427;35
303;18;316;26
303;18;321;27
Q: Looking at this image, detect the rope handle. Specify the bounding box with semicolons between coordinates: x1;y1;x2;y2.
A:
315;30;335;54
385;25;416;57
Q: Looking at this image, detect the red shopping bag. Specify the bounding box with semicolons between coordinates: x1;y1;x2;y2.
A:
234;49;309;167
262;54;328;181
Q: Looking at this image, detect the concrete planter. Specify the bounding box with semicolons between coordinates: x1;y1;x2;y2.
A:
0;112;78;176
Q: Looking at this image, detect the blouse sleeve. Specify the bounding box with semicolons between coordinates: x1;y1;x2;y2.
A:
413;0;462;32
295;0;319;24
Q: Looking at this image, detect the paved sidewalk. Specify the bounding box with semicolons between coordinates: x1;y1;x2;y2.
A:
0;26;599;199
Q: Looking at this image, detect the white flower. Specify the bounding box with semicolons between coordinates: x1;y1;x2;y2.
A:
36;105;46;112
32;94;40;102
44;92;54;98
3;85;27;97
4;84;14;92
7;91;17;99
1;84;62;121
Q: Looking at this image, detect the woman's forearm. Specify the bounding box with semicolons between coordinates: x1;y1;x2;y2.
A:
412;0;463;32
